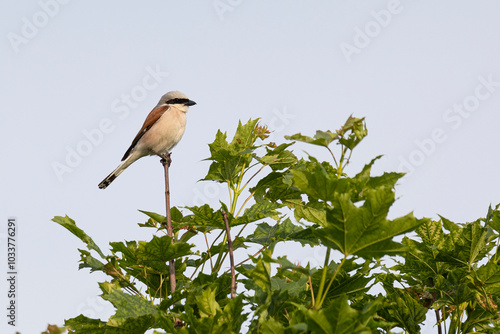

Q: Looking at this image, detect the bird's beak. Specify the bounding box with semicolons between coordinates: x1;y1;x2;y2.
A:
185;100;196;106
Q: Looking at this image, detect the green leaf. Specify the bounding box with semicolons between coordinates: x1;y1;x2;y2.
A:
245;218;304;250
293;201;327;226
175;286;246;332
433;270;475;308
465;221;491;265
99;282;158;326
203;153;243;184
110;241;138;262
476;262;500;295
52;216;105;258
137;235;193;273
231;118;267;148
233;200;281;226
65;315;107;332
439;214;460;234
139;210;166;224
417;219;444;246
251;171;302;204
397;220;447;282
293;294;379;334
461;307;500;333
273;256;311;277
183;204;225;230
251;256;272;292
259;317;285;334
222;295;247;333
257;142;297;171
189;272;234;305
208;129;230;159
285;116;367;151
78;249;105;272
110;315;158;333
66;294;157;333
238;255;272;292
378;274;427;334
285;130;338;148
202;119;265;184
337;116;367;150
399;238;442;285
286;226;321;247
289;161;348;202
139;208;187;231
197;287;222;318
320;260;373;301
437;220;494;267
486;203;500;233
318;189;425;258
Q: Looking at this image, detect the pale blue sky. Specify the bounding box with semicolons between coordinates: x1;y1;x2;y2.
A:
2;1;500;332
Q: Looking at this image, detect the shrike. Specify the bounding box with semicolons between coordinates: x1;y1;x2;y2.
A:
98;91;196;189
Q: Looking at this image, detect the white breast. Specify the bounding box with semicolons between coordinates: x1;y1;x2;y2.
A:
136;107;187;155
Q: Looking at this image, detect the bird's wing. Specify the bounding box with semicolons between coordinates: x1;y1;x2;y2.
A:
121;104;171;161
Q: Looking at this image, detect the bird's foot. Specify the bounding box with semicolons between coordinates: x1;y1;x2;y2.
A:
156;151;172;167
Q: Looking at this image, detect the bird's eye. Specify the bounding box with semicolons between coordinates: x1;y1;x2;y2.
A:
167;98;189;105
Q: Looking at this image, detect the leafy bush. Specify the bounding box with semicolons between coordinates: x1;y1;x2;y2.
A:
52;117;500;333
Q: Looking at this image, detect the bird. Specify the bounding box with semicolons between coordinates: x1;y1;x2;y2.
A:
98;91;196;189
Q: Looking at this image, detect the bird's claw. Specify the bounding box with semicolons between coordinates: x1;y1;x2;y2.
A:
156;151;172;166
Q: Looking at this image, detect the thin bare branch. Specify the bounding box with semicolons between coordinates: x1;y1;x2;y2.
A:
160;152;176;293
204;232;214;272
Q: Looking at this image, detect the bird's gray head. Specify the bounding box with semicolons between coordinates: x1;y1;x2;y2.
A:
157;91;196;109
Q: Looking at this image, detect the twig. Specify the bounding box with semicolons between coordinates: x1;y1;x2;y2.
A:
309;275;315;307
326;146;338;169
225;245;267;273
160;152;176;293
234;191;256;220
203;232;214;272
189;229;226;280
238;164;266;196
317;256;346;308
315;247;331;309
222;209;236;298
429;277;442;334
